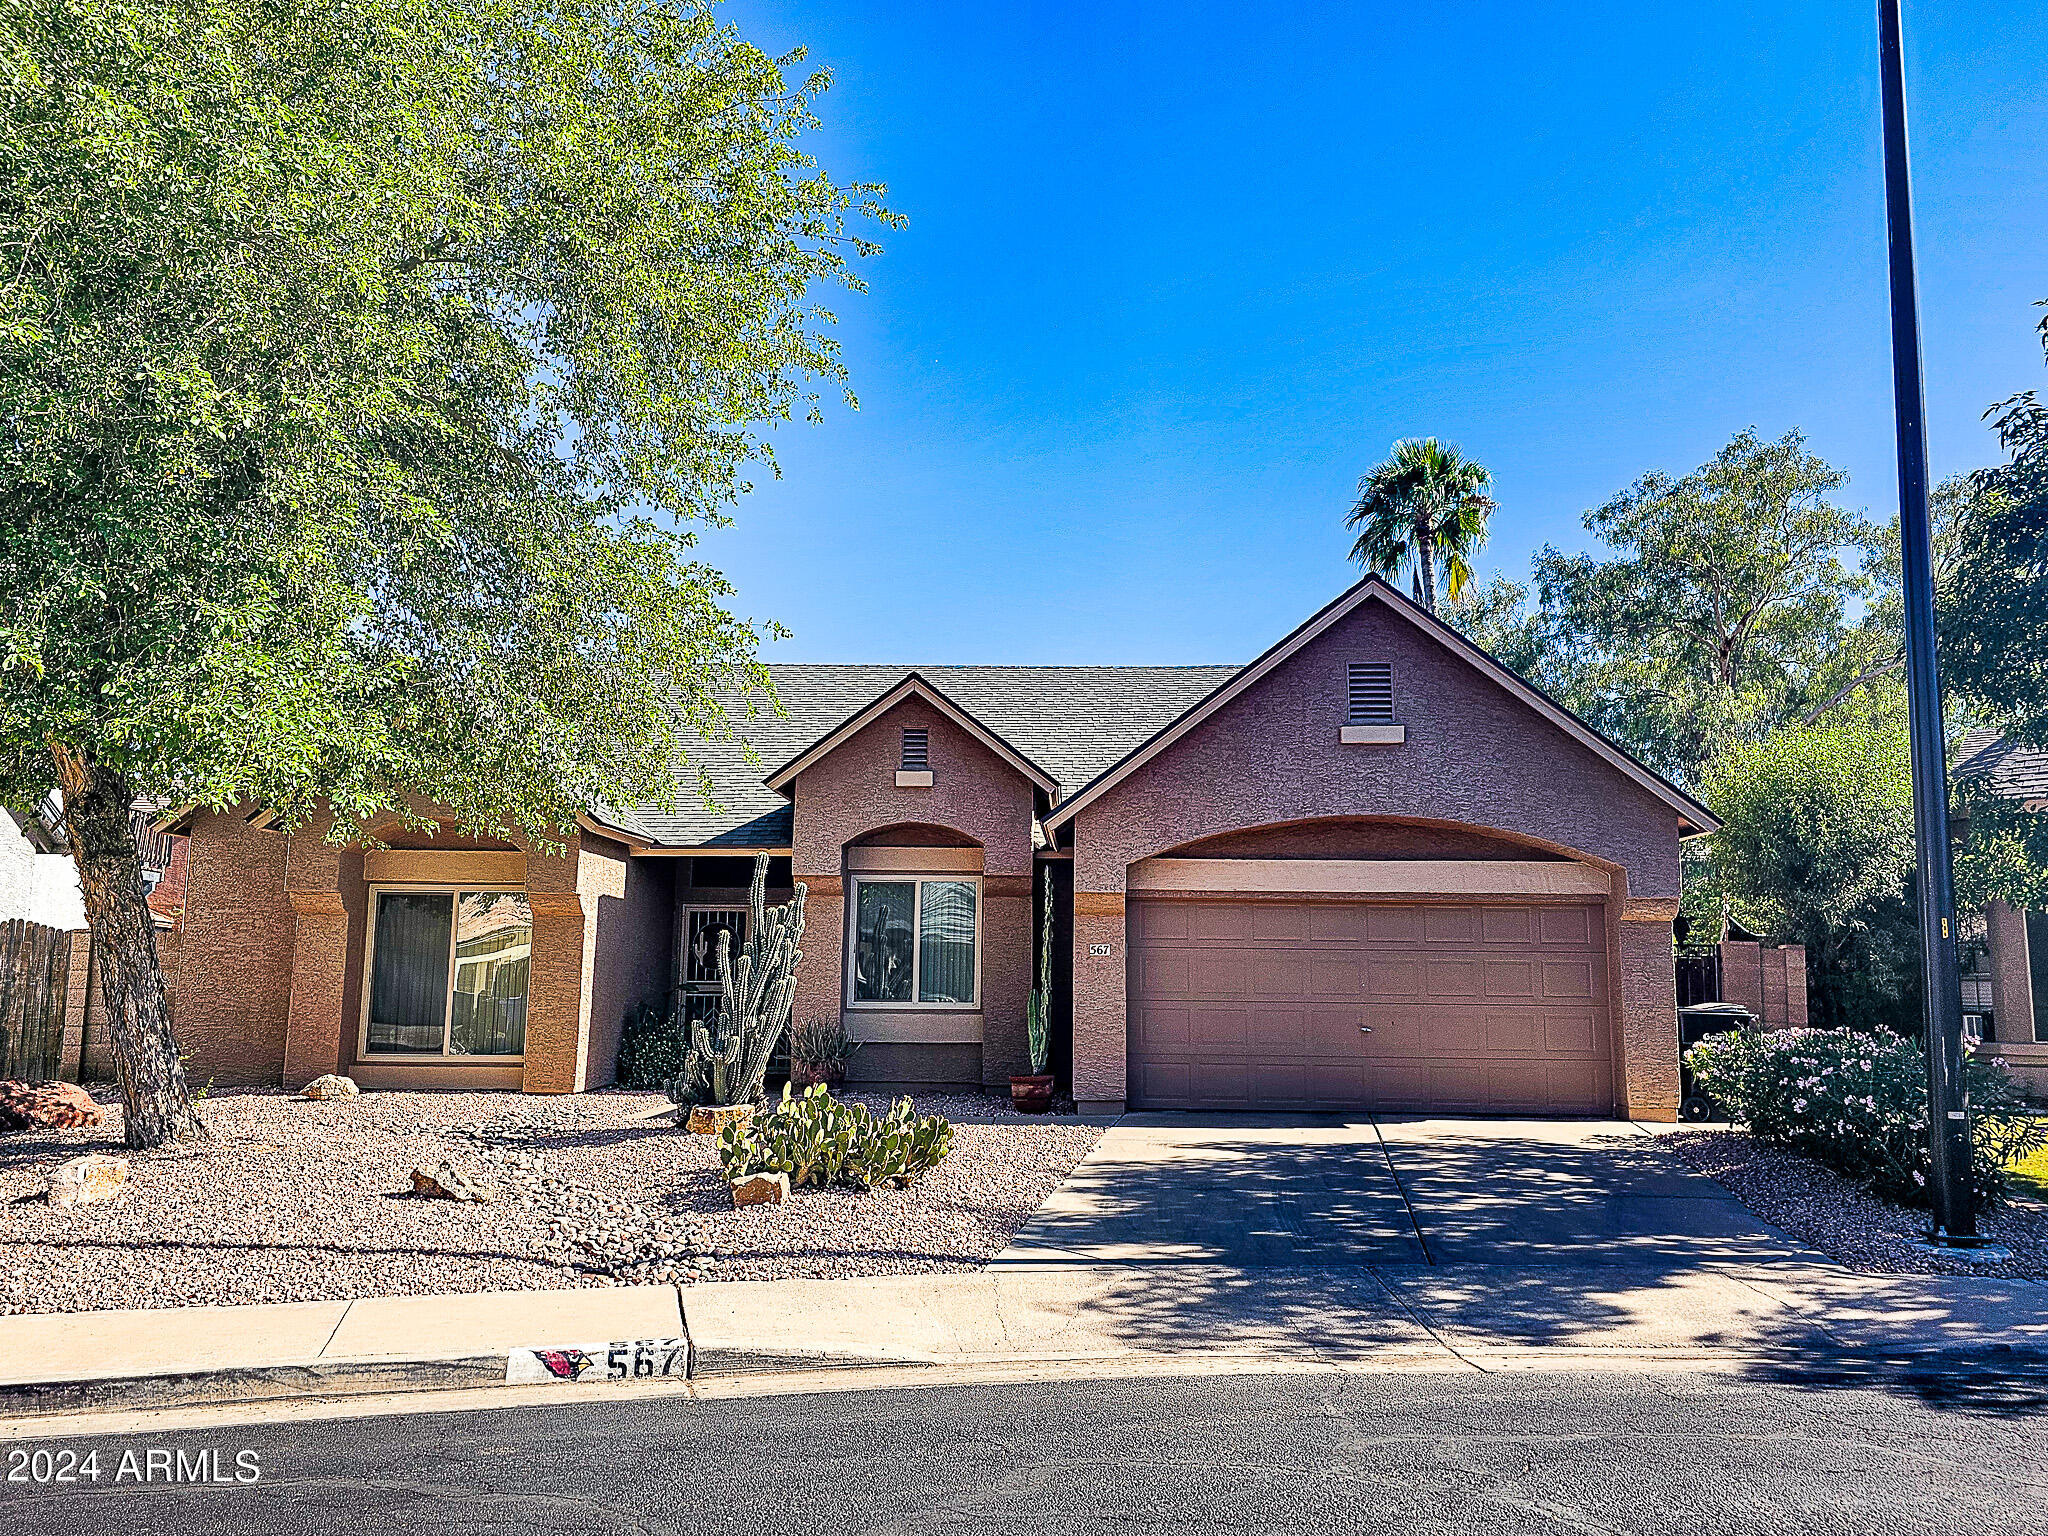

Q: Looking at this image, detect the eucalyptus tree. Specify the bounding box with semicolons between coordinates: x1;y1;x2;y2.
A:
1345;437;1496;613
0;0;893;1145
1941;303;2048;912
1451;430;1883;789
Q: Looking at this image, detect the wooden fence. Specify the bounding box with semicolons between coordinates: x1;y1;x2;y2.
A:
0;919;73;1081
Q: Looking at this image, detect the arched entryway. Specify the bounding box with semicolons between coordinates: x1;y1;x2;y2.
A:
1123;817;1619;1114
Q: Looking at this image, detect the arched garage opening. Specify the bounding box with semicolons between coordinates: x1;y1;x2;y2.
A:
1124;817;1620;1115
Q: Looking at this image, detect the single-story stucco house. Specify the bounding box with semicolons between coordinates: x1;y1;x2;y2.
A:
155;577;1717;1118
1954;727;2048;1094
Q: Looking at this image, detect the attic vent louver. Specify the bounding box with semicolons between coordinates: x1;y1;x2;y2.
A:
1347;663;1394;723
1340;663;1404;745
901;728;929;769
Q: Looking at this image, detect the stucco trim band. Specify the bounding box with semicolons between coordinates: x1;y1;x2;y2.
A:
363;850;525;885
1620;897;1681;922
1128;858;1610;898
844;1009;984;1044
845;846;984;873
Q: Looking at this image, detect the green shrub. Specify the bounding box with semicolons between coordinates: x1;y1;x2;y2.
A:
1685;1027;2048;1207
717;1083;952;1191
617;1000;688;1090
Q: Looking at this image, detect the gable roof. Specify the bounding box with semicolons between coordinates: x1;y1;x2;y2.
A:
764;673;1060;795
1953;727;2048;808
1040;575;1720;836
619;664;1240;848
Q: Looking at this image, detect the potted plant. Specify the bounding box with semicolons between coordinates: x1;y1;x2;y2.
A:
1011;869;1056;1113
788;1013;858;1092
668;855;807;1133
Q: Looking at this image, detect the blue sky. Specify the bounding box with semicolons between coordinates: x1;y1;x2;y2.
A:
706;0;2048;665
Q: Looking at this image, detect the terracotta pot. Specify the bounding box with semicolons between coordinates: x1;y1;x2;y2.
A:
1010;1074;1055;1114
685;1102;755;1135
789;1062;846;1093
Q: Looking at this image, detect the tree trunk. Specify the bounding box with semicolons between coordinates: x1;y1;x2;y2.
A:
51;749;208;1149
1416;525;1439;613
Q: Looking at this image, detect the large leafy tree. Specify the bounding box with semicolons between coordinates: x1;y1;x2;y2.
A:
0;0;892;1145
1445;429;1882;790
1942;303;2048;914
1704;706;1921;1033
1345;437;1495;613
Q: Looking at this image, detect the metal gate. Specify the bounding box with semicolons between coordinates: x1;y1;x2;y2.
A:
680;907;747;1028
0;920;74;1081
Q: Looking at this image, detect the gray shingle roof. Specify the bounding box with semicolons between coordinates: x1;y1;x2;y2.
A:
606;664;1242;849
1953;728;2048;805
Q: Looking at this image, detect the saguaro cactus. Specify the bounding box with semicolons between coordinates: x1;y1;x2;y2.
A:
669;855;807;1108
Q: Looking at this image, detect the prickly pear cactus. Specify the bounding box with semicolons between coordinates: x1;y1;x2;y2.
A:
716;1083;954;1191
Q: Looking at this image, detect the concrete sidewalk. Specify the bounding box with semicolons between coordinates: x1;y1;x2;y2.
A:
6;1261;2047;1415
0;1286;684;1413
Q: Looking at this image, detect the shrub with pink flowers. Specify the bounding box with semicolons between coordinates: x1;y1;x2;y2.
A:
1685;1027;2048;1207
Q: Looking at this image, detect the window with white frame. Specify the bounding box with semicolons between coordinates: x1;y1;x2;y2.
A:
364;889;532;1056
848;876;979;1007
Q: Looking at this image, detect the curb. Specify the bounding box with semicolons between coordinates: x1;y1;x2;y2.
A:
15;1335;2048;1420
0;1355;508;1417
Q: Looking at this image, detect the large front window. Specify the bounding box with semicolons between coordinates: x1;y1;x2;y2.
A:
850;877;979;1007
365;889;531;1056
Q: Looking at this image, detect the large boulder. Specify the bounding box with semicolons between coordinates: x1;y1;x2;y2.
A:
0;1080;106;1131
731;1171;790;1208
301;1074;361;1101
686;1102;754;1135
411;1161;498;1202
49;1154;129;1208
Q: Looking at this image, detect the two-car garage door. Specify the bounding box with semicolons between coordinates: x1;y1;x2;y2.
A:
1127;896;1613;1114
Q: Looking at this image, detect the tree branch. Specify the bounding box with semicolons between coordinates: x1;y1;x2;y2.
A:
1797;653;1905;727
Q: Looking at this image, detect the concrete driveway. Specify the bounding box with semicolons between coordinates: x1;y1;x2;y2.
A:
994;1112;1818;1270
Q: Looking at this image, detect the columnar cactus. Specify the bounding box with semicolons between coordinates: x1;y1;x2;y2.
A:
1025;866;1053;1074
669;854;806;1109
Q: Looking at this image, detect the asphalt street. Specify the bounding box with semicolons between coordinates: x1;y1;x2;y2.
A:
4;1360;2046;1534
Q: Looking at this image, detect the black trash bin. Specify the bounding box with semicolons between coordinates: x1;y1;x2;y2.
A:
1677;1001;1756;1122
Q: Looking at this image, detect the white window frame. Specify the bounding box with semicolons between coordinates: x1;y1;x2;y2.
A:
358;884;530;1061
845;874;983;1010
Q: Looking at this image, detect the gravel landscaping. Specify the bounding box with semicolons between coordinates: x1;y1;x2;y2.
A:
1666;1127;2048;1278
0;1086;1103;1315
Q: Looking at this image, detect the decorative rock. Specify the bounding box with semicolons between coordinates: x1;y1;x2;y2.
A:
411;1161;499;1202
49;1154;129;1208
0;1080;105;1131
686;1102;754;1136
730;1171;790;1208
300;1074;361;1101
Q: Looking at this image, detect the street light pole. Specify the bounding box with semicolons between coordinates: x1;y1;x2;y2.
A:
1875;0;1975;1242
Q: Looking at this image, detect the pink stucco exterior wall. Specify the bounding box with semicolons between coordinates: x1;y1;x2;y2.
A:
583;845;676;1088
790;696;1040;1089
1065;597;1688;1116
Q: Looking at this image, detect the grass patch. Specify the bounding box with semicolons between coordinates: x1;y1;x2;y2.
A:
2009;1137;2048;1202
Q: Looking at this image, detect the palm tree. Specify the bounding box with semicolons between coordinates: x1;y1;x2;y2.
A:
1345;438;1496;613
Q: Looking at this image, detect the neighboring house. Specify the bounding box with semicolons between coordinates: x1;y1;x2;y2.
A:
155;577;1716;1118
0;809;89;930
4;802;187;1081
1952;728;2048;1094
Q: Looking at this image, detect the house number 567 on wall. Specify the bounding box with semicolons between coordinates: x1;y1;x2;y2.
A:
1088;943;1113;956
